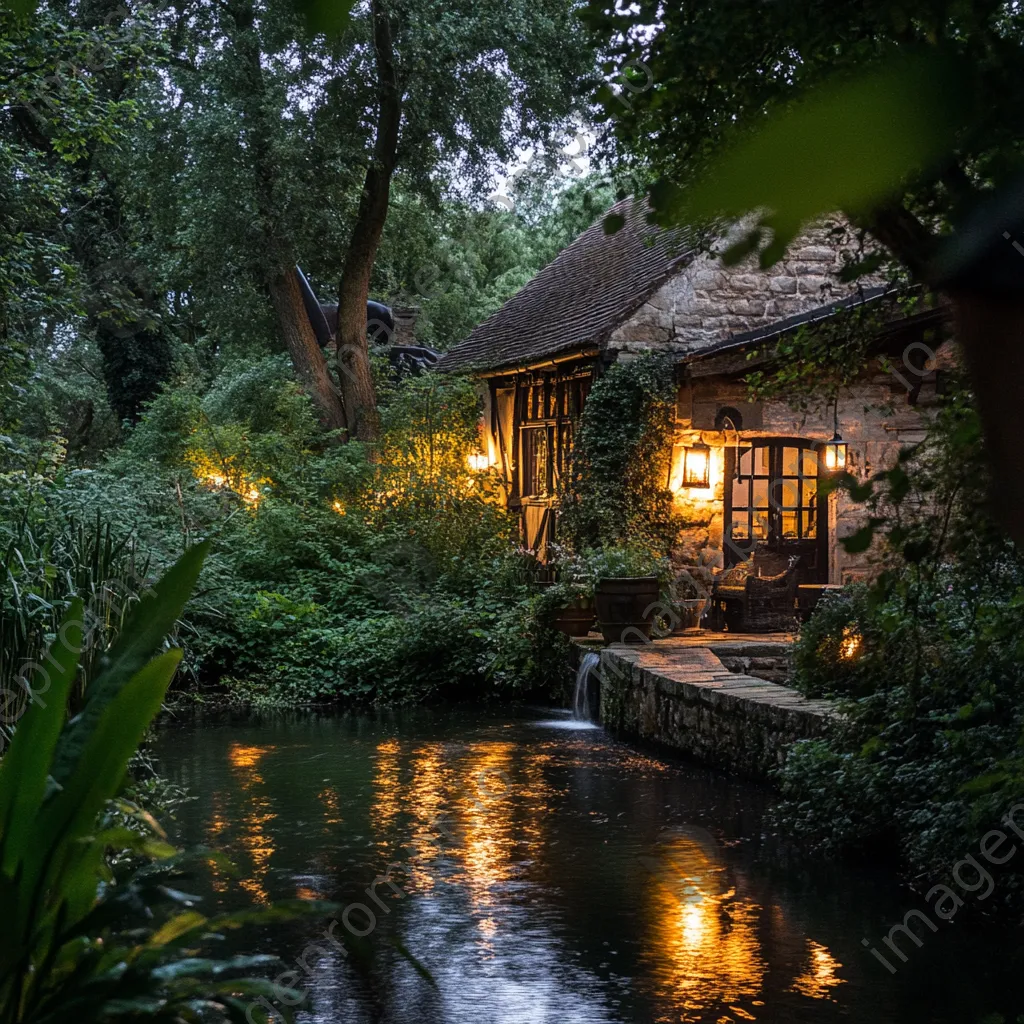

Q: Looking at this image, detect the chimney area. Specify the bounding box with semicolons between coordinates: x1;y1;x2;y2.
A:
391;305;421;348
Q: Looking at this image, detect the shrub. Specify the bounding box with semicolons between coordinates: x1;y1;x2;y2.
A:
777;379;1024;900
558;353;682;553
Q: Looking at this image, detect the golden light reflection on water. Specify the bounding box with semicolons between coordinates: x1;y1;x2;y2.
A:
225;742;278;904
404;742;452;891
205;792;230;894
643;831;766;1022
642;830;846;1020
789;939;845;999
457;742;516;912
371;738;402;855
318;785;342;826
206;726;851;1017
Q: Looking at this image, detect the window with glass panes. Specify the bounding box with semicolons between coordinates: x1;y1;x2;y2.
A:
727;442;820;545
517;371;589;500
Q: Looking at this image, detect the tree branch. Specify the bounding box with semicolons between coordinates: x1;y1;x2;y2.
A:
851;200;938;281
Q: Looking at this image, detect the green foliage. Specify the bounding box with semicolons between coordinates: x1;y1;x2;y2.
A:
38;364;539;705
0;543;317;1024
643;54;968;265
776;379;1024;895
587;0;1022;275
0;9;149;423
375;178;617;349
0;435;156;719
558;354;681;553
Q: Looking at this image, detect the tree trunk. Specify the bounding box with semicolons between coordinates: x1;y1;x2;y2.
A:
229;0;348;432
335;0;401;443
269;269;348;433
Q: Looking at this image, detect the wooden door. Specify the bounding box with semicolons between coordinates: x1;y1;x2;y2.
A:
724;440;829;582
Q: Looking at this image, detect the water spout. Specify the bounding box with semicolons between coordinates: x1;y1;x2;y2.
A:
574;652;601;721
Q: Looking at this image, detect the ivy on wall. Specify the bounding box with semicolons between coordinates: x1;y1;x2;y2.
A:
558;353;681;553
743;290;927;414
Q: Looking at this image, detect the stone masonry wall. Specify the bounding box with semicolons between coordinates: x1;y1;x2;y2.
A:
667;356;944;581
587;641;835;782
609;219;882;358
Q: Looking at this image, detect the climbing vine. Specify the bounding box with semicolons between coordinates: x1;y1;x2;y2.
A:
558;353;681;553
743;290;926;414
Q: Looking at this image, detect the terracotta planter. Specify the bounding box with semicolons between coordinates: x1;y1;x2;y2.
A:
671;598;709;633
551;600;597;637
594;576;660;644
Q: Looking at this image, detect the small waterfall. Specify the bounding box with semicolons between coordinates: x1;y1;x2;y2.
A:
574;652;601;721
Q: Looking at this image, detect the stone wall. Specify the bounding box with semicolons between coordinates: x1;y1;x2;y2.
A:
587;641;835;782
608;219;882;358
666;365;941;581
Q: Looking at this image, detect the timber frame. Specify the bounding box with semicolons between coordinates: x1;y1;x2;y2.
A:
486;355;597;557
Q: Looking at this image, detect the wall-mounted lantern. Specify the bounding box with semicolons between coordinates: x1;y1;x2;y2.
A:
821;398;848;474
467;452;490;472
680;440;711;489
822;432;848;473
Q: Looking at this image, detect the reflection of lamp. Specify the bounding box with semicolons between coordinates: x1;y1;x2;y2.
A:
681;440;711;489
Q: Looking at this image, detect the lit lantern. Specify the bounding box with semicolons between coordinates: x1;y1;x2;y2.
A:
680;440;711;489
840;625;861;659
467;452;490;472
822;432;848;473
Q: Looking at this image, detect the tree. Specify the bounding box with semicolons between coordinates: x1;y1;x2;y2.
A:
586;0;1024;275
0;8;157;427
147;0;596;439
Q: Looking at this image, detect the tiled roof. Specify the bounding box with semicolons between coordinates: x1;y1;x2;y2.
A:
436;197;695;374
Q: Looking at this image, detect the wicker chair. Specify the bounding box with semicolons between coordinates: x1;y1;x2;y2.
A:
743;567;799;632
712;549;800;632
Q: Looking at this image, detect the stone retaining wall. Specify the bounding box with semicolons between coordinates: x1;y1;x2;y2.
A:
582;640;836;783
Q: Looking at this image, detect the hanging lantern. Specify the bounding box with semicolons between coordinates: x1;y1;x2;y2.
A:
680;440;711;488
822;432;848;473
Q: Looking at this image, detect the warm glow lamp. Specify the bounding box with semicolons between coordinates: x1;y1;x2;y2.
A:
822;432;847;473
467;452;490;472
822;398;848;473
681;440;711;489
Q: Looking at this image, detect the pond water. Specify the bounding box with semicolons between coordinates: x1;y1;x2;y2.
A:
152;706;1018;1024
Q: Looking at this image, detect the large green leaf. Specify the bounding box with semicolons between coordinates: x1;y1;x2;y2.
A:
50;542;209;786
0;601;82;875
27;650;184;942
645;52;970;265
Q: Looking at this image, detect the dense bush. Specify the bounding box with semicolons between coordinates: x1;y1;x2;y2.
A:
777;380;1024;899
4;360;571;707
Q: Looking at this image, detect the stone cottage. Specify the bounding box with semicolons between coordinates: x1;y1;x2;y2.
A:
436;197;949;585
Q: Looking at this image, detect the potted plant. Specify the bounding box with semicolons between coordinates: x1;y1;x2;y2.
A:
587;544;666;645
670;563;714;632
542;547;596;637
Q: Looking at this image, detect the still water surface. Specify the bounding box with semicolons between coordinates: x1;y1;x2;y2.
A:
152;706;1017;1023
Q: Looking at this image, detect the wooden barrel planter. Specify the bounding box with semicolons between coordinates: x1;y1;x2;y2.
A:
551;600;596;637
594;576;660;644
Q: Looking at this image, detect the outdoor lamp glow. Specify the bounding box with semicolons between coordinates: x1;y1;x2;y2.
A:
467;452;490;472
822;432;847;473
681;440;711;489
